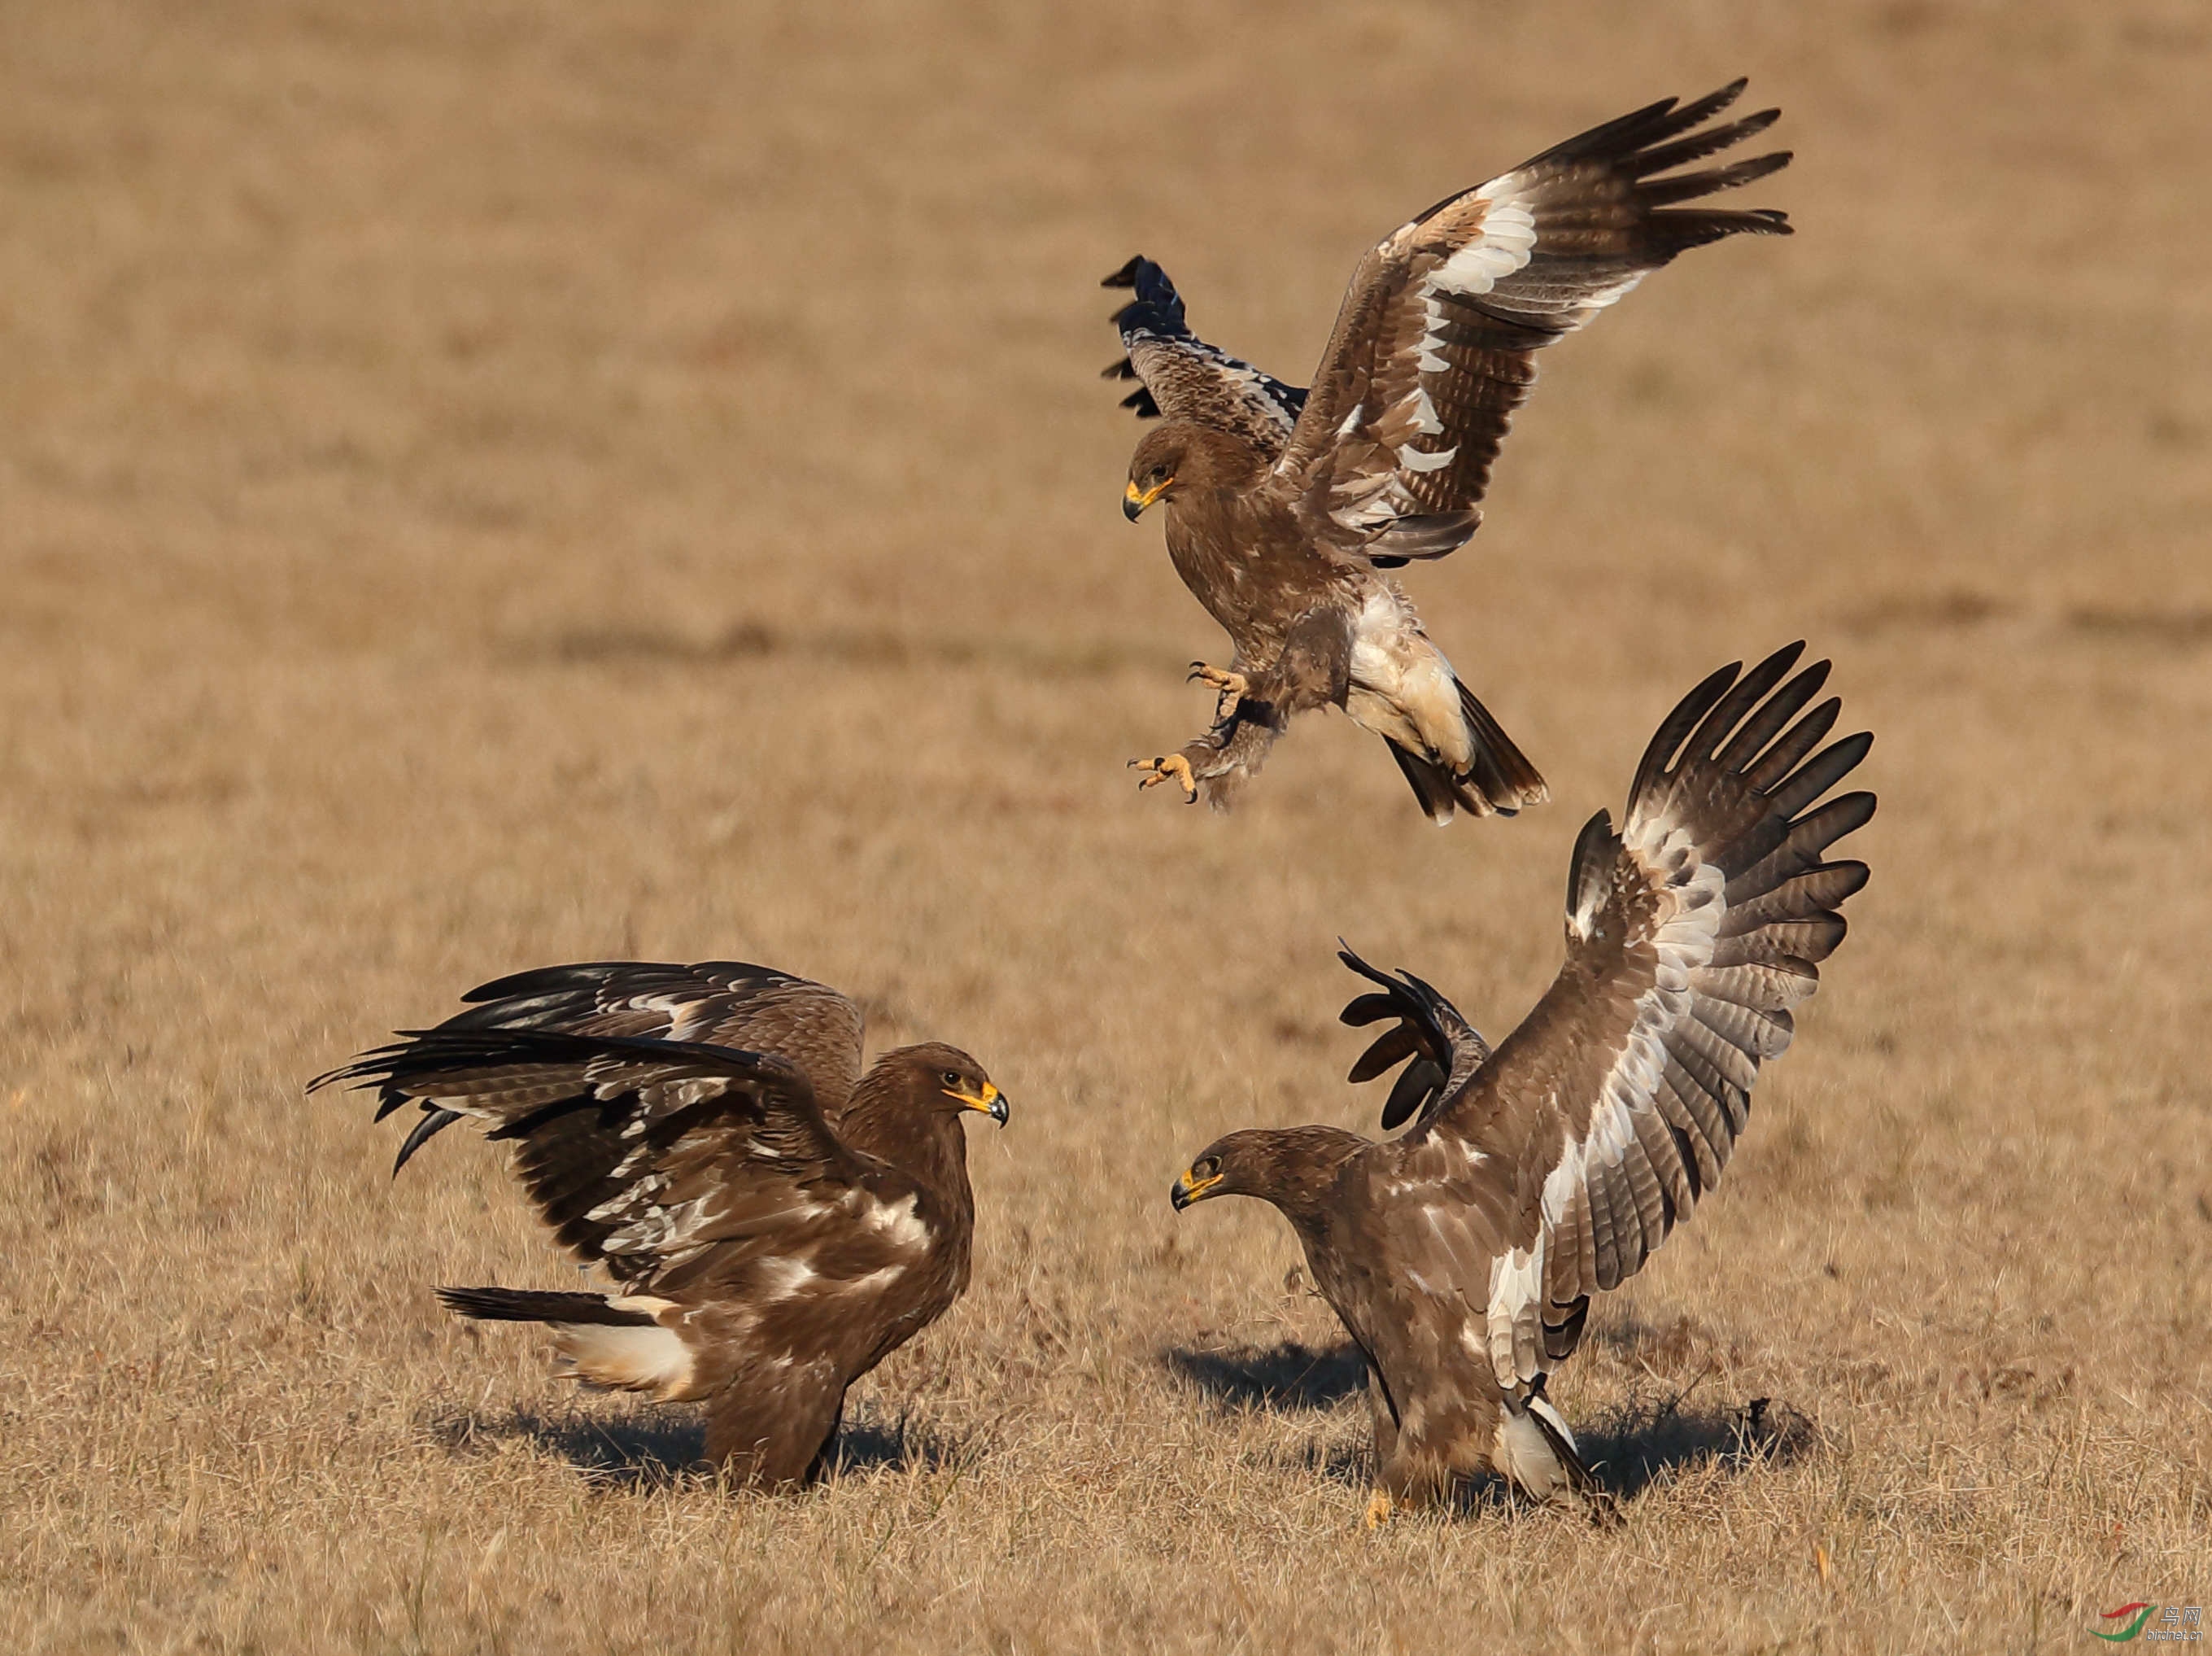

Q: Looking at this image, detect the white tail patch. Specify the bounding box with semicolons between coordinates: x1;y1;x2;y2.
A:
1345;592;1472;771
1492;1403;1577;1501
552;1313;698;1401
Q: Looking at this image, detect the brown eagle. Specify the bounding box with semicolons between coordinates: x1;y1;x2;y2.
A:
1169;644;1873;1519
310;959;1008;1488
1108;81;1792;821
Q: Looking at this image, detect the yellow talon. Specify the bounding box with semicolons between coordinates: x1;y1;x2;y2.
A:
1363;1488;1394;1529
1129;753;1198;803
1187;662;1249;722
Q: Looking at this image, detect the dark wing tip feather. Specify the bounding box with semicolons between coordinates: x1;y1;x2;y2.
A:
393;1108;463;1175
1823;860;1873;905
306;1037;427;1097
1379;1062;1443;1132
1334;945;1484;1130
1631;113;1785;182
1712;667;1832;777
1339;992;1405;1029
1675;78;1751;127
1639;150;1795;208
1346;1023;1422;1084
1626;658;1748;806
1102;256;1185;334
1685;644;1817;767
1337;942;1397;991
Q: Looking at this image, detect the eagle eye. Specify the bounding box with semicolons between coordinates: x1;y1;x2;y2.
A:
1195;1155;1220;1178
940;1069;963;1089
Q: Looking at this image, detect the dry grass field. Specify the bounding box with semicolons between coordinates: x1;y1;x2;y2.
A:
4;1;2209;1649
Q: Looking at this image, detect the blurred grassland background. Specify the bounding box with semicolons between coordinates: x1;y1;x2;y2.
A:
2;1;2208;1650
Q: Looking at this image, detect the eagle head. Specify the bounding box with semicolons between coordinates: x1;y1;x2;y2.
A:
1124;424;1260;520
888;1042;1010;1126
1170;1125;1363;1215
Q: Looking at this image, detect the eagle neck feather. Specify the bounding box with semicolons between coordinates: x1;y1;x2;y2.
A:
1240;1125;1368;1234
836;1061;975;1229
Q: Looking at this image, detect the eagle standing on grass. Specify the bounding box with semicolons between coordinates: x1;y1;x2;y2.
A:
1107;81;1792;822
311;960;1008;1489
1169;644;1874;1520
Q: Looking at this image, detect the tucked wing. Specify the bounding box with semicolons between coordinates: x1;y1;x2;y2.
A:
1383;643;1873;1390
438;959;864;1116
1337;943;1491;1131
1268;81;1791;562
312;1025;895;1293
1102;256;1309;460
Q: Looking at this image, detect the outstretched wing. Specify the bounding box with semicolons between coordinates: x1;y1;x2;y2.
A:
1379;643;1873;1389
434;959;864;1118
1336;944;1491;1131
311;1026;896;1294
1102;256;1308;460
1267;81;1791;561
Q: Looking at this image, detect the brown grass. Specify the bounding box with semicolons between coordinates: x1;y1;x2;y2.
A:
4;2;2210;1650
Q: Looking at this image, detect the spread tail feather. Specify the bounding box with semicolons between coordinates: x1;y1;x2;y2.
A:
1386;683;1548;824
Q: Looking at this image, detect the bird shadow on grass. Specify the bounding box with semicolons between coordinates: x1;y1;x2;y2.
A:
424;1402;972;1492
1162;1338;1821;1509
426;1403;710;1491
1161;1339;1371;1413
1311;1392;1819;1509
1571;1392;1822;1503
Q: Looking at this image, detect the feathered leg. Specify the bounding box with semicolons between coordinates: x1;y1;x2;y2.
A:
707;1361;850;1491
1132;609;1350;810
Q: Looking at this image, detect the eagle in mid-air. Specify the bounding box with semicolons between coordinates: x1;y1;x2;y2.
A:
1170;644;1874;1518
1106;81;1792;822
312;959;1008;1489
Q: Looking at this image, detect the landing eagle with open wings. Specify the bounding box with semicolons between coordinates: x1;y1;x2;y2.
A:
1171;644;1874;1518
1106;81;1792;822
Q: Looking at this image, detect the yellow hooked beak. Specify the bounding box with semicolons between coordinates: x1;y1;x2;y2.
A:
1123;477;1171;521
945;1079;1010;1126
1170;1165;1223;1211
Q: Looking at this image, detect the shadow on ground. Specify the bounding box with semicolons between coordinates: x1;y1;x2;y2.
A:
1574;1392;1822;1502
424;1403;973;1491
1166;1339;1822;1508
1162;1339;1369;1413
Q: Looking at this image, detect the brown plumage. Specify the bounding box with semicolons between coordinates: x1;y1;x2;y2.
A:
1170;644;1874;1518
1107;81;1792;821
310;959;1008;1489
